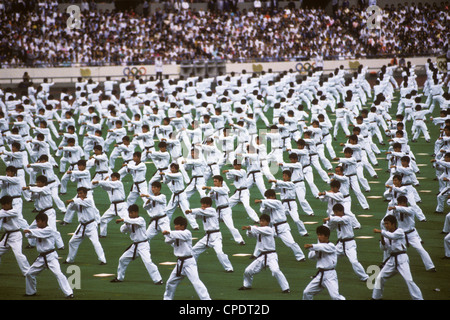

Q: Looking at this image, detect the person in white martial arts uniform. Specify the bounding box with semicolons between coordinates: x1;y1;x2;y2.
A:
93;172;127;238
186;196;234;273
183;147;207;200
443;207;450;259
161;163;199;229
141;181;170;241
64;187;106;265
323;204;368;281
118;151;147;206
239;213;290;293
279;152;314;216
327;166;361;229
203;175;245;245
0;195;30;276
224;159;260;223
256;189;305;261
268;170;308;236
27;155;66;213
385;196;435;271
334;147;370;210
110;204;163;284
302;225;345;300
23;175;64;250
0;166;29;229
288;139;321;198
24;212;73;298
239;144;267;198
372;215;423;300
162;216;211;300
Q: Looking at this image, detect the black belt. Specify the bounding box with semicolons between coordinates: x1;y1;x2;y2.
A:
124;240;148;260
11;195;21;199
131;180;146;193
112;200;125;216
151;167;168;178
39;207;53;214
314;268;335;287
404;229;415;247
95;171;109;174
337;237;354;257
216;205;229;221
293;179;304;183
75;219;95;237
248;170;261;182
258;250;276;268
273;221;287;234
382;251;407;269
173;189;184;202
188;175;203;187
0;229;20;247
282;199;296;210
38;249;56;269
176;255;193;277
150;214;167;230
233;187;247;197
206;229;220;246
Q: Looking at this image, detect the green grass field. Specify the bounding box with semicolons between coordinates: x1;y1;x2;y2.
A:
0;87;449;301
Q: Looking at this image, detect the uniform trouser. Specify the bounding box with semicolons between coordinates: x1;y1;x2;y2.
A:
282;201;308;236
311;154;330;183
99;202;127;237
204;163;220;182
217;206;244;244
163;257;211;300
444;212;450;233
437;184;450;212
347;174;369;209
404;229;435;270
25;252;73;297
126;182;148;206
229;189;259;223
369;123;383;144
303;166;320;197
166;192;199;229
184;177;207;200
333;118;350;138
243;252;289;291
316;144;333;170
340;198;361;228
192;231;233;272
246;171;267;198
372;254;423;300
412;121;430;141
117;241;162;282
0;231;30;276
48;182;66;212
303;269;345;300
294;181;314;215
146;215;171;240
66;221;106;264
267;148;283;164
322;134;336;159
272;223;305;261
356;161;370;192
336;240;368;281
362;139;378;165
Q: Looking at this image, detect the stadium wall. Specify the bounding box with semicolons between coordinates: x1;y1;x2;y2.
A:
0;56;434;85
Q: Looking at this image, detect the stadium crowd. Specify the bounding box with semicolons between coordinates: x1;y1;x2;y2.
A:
0;0;448;67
